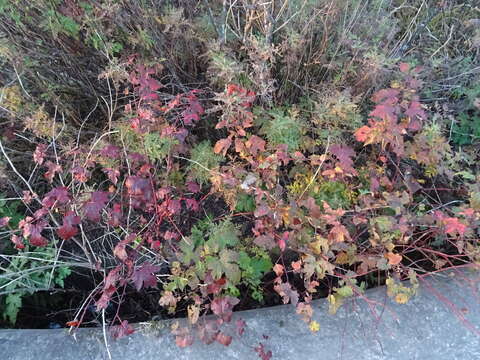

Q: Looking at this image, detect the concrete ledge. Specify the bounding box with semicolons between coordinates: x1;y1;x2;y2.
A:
1;269;479;360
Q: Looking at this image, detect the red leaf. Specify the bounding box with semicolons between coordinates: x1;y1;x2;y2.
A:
96;266;121;310
278;231;289;252
108;203;123;227
167;199;181;215
274;282;299;306
11;235;25;249
71;166;90;182
131;263;160;291
103;168;120;185
372;88;400;104
57;211;81;240
0;217;10;228
33;144;47;165
216;332;232;346
42;187;70;208
186;181;200;193
22;190;33;205
113;234;134;262
185;198;199;211
83;191;109;222
175;333;194;348
65;320;81;327
44;161;62;183
254;343;272;360
245;135;266;156
20;218;48;247
330;144;356;174
111;320;135;339
399;62;410;73
369;104;396;122
197;320;219;344
100;145;121;159
355;125;372;143
211;296;240;323
236;318;246;336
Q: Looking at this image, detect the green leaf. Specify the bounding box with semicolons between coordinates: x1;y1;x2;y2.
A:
336;285;353;298
4;293;22;324
206;220;239;251
235;193;256;212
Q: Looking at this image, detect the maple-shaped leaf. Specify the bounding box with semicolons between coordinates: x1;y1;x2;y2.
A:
183;109;200;125
167;199;181;215
96;266;121;310
274;282;299;306
10;234;25;249
255;343;272;360
113;234;135;262
99;145;121;159
197;320;219;345
57;211;81;240
216;332;232;346
110;320;135;339
354;125;372;143
245;135;266;156
131;263;160;291
330;144;357;175
182;93;204;125
20;218;48;247
174;327;195;348
107;203;123;227
386;252;402;265
435;212;467;236
83;191;109;222
211;296;240;323
22;190;33;205
33;144;47;165
42;186;70;208
253;234;276;249
71;166;90;182
328;224;350;243
44;161;62;183
125;176;152;198
236;318;246;336
369;104;396;122
213;137;232;156
103;167;120;185
0;217;10;228
372;88;400;104
186;181;200;193
185;198;199;211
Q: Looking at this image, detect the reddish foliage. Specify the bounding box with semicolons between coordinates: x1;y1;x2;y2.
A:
57;211;81;240
83;191;109;222
110;320;135;339
131;263;160;291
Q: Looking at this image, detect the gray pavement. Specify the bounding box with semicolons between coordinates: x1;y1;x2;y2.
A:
1;269;479;360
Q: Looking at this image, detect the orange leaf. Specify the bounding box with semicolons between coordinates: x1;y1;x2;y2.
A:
386;252;402;265
273;263;284;277
354;125;372;143
213;138;232;156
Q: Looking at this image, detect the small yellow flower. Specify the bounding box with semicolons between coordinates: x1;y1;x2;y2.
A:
309;320;320;332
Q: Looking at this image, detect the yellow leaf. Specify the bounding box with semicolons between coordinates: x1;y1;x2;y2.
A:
309;320;320;332
395;293;409;304
335;252;349;265
187;304;199;325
